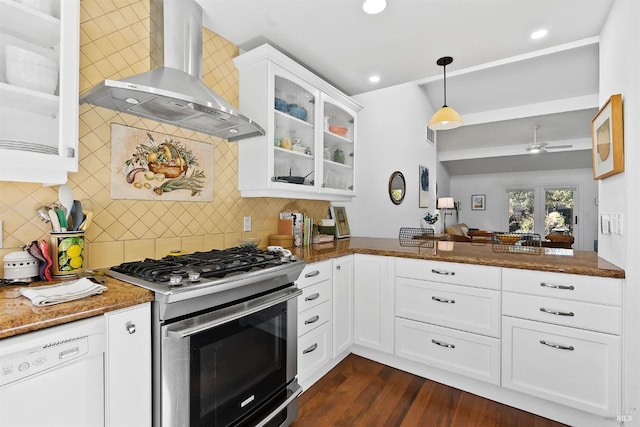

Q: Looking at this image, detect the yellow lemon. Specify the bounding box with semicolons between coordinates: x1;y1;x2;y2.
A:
66;244;82;259
69;256;83;269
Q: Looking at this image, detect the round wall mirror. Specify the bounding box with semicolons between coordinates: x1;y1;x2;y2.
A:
388;171;406;205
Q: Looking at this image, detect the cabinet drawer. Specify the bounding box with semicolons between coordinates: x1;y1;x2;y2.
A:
298;280;331;312
502;268;622;306
395;258;500;290
296;260;332;288
298;301;331;337
502;316;620;416
503;292;621;335
396;278;500;337
395;317;500;385
298;322;332;382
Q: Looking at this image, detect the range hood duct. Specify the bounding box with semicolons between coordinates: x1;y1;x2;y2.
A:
79;0;264;142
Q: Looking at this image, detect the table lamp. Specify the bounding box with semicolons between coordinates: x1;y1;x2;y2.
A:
437;197;456;231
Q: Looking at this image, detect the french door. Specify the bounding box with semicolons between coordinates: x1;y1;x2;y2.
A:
507;186;578;247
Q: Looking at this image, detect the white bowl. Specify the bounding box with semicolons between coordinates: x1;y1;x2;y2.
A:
5;45;58;94
16;0;55;17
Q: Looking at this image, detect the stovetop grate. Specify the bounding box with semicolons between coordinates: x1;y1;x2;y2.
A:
111;247;283;284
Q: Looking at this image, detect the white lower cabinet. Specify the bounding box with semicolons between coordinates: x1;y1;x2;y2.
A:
296;260;333;387
298;322;332;381
353;254;393;353
395;317;501;385
502;316;620;416
104;303;152;427
332;255;354;357
501;268;622;417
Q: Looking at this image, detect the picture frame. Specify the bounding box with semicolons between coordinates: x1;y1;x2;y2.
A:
592;93;624;180
329;206;351;239
471;194;486;210
418;165;429;208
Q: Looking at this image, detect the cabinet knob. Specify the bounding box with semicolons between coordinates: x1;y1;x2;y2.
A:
126;322;136;334
336;265;341;271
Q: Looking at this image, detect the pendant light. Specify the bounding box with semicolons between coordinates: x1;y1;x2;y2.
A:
428;56;463;130
362;0;387;14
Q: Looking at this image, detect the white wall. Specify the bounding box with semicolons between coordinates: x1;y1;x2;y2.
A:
598;0;640;424
342;82;437;238
449;168;598;251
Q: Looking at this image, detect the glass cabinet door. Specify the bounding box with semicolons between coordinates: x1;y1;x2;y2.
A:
271;74;317;189
322;98;355;192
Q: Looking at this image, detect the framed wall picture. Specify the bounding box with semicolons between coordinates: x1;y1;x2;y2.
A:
471;194;486;210
592;93;624;180
329;206;351;239
419;165;429;208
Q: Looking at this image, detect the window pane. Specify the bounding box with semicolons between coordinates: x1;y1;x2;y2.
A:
508;190;535;232
545;189;574;236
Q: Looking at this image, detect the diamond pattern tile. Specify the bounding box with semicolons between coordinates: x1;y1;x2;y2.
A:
0;0;330;274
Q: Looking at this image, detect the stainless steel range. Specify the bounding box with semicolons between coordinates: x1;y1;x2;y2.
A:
107;246;305;427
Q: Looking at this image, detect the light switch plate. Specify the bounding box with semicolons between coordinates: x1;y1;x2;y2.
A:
243;216;251;232
0;220;3;248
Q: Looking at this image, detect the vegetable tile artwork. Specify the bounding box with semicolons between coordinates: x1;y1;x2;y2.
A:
110;124;214;201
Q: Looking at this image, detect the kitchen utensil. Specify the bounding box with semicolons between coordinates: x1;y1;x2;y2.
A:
267;245;293;261
48;208;61;232
79;210;93;231
58;184;73;221
70;200;84;231
36;206;50;223
238;237;260;248
55;208;68;231
273;170;313;184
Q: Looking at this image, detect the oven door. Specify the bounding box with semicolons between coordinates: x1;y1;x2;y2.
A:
161;286;302;427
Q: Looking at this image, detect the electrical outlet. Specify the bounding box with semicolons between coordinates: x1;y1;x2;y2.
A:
243;216;251;232
0;220;3;248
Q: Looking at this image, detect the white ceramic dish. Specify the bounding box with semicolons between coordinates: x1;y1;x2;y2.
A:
5;45;58;94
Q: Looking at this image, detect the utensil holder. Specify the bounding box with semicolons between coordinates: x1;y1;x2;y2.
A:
50;231;85;277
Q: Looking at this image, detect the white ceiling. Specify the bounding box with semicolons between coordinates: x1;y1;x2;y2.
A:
196;0;615;174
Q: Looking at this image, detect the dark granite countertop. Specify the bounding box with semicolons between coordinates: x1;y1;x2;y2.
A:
292;237;625;279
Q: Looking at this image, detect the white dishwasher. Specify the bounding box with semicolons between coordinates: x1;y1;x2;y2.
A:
0;315;106;427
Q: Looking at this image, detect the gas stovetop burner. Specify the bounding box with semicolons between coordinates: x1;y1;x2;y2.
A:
109;246;286;286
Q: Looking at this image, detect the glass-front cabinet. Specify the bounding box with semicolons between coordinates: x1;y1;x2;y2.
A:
234;44;361;201
0;0;79;184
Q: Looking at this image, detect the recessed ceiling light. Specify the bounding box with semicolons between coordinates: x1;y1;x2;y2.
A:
530;29;548;40
369;75;381;83
362;0;387;14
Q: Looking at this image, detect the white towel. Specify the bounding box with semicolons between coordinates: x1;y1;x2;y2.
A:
20;278;107;307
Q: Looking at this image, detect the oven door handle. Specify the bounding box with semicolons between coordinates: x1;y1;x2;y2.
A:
166;287;302;338
255;382;302;427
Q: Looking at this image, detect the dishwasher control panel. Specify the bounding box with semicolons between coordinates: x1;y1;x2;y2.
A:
0;336;89;387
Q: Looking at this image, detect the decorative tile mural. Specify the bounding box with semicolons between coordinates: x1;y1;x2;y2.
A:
111;124;215;201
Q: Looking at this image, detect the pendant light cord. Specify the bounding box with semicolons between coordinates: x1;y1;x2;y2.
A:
443;64;447;107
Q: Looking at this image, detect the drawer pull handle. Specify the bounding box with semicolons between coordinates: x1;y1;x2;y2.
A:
431;269;455;276
540;282;575;290
432;296;455;304
305;270;320;278
540;340;574;351
304;315;320;325
303;343;318;354
126;322;136;334
431;339;455;349
539;307;574;317
305;293;320;301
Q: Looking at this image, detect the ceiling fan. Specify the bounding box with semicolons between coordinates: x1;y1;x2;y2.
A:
525;125;573;153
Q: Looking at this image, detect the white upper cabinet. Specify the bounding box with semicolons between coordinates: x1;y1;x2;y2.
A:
234;44;361;201
0;0;79;184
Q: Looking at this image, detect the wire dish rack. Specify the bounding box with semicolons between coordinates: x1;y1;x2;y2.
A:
399;227;435;247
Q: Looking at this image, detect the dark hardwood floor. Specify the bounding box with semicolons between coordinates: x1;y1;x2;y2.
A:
293;354;567;427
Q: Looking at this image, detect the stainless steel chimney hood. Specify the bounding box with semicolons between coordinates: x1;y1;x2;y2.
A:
79;0;264;142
